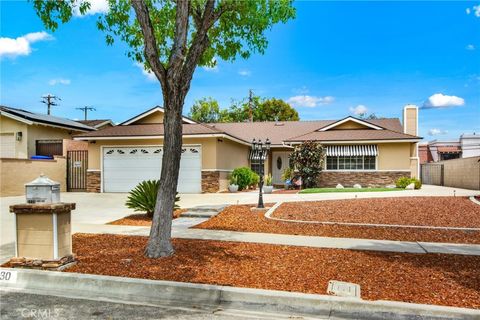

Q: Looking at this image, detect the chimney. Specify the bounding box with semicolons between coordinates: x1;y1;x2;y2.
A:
403;104;418;136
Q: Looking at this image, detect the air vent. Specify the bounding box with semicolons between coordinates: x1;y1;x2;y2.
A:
274;122;285;126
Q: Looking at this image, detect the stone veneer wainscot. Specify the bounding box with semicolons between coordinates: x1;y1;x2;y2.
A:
86;170;101;193
318;171;408;188
201;171;220;193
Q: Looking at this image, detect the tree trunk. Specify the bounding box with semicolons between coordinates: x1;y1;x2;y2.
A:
145;86;185;258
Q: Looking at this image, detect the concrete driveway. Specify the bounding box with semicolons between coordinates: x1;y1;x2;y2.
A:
1;184;478;263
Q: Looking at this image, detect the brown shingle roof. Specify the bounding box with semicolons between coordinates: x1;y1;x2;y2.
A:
77;119;112;127
285;129;420;142
74;117;421;143
75;123;221;138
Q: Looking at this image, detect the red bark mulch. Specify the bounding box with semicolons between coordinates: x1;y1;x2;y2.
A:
272;197;480;228
194;203;480;244
108;209;187;226
63;234;480;309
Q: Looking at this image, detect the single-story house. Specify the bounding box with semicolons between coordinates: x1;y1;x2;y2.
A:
74;105;421;193
0;106;95;159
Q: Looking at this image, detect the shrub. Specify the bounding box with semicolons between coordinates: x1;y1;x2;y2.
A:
265;174;273;186
229;174;238;186
231;167;254;190
395;176;422;189
289;141;325;188
281;167;293;182
125;180;180;217
249;171;260;189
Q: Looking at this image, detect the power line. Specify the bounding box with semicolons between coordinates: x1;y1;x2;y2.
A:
76;106;96;120
40;94;61;115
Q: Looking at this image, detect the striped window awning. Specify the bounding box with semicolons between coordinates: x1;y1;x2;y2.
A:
326;145;378;157
249;148;268;161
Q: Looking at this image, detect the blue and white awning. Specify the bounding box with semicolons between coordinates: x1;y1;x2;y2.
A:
326;145;378;157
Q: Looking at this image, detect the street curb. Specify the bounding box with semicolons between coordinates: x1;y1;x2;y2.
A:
1;268;479;320
470;196;480;206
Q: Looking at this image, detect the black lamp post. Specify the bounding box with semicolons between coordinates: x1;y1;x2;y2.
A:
251;138;271;209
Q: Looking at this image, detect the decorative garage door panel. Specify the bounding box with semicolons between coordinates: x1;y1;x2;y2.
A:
103;146;201;193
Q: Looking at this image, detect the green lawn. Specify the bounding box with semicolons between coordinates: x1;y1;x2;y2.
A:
299;187;404;194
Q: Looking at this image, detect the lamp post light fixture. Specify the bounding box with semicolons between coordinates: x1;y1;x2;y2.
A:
251;138;271;209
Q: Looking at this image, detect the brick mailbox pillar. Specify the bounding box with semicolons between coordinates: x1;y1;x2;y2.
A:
9;203;76;269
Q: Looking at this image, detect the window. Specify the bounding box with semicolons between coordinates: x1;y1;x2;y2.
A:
326;155;376;170
251;160;263;175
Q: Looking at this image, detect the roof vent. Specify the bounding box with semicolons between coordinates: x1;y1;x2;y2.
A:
274;122;285;126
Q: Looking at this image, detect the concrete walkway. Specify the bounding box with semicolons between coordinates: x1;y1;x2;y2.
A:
71;217;480;256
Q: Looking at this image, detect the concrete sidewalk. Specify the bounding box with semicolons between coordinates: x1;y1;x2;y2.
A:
71;218;480;256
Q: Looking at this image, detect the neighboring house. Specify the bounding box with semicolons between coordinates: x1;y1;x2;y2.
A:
75;105;421;193
77;119;115;130
419;133;480;164
0;106;95;159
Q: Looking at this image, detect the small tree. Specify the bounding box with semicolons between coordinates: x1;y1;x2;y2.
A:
289;141;325;188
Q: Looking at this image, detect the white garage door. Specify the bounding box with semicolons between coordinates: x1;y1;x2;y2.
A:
103;146;201;193
0;133;15;158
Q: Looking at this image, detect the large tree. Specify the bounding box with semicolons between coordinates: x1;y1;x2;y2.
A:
257;98;299;121
188;97;222;123
33;0;295;257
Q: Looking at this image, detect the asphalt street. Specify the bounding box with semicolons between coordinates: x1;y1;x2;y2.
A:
0;290;324;320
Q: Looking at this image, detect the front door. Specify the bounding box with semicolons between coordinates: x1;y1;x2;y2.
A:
272;151;290;185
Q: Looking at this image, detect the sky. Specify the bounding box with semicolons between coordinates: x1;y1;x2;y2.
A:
1;1;479;141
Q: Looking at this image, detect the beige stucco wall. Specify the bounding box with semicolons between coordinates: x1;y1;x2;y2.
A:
86;137;220;170
216;138;249;170
133;112;164;124
377;143;411;170
27;125;76;157
0;115;29;158
0;157;67;196
334;121;369;130
404;107;418;136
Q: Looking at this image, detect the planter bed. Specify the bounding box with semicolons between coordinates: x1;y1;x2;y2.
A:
272;197;480;228
299;187;403;194
108;209;187;226
19;233;478;309
194;204;480;244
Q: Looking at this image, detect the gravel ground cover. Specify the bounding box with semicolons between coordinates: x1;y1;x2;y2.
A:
108;209;186;226
273;197;480;228
60;234;480;309
194;204;480;244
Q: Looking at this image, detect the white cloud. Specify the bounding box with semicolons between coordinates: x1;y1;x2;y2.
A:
286;95;335;108
466;44;475;50
466;5;480;17
74;0;109;16
238;69;251;77
349;104;368;116
0;31;53;58
293;86;309;94
422;93;465;109
134;62;157;81
428;128;448;136
48;78;71;86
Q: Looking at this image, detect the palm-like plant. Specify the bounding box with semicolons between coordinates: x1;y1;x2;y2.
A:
126;180;180;218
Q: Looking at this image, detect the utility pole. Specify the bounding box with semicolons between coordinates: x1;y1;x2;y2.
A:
40;94;61;115
76;106;96;120
248;89;253;122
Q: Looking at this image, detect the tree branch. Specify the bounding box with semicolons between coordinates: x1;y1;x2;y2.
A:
168;0;189;80
131;0;167;88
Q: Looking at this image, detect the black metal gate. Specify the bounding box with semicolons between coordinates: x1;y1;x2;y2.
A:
67;150;88;191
